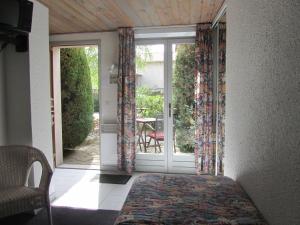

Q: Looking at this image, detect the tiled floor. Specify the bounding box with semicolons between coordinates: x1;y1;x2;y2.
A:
50;168;138;211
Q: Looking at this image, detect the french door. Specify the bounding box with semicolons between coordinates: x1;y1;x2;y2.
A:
135;38;196;173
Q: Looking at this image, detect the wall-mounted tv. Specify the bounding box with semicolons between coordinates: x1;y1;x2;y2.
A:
0;0;33;34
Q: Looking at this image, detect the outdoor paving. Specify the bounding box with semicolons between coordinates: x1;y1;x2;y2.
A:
63;113;100;166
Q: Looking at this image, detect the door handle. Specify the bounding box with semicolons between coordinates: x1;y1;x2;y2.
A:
169;103;171;117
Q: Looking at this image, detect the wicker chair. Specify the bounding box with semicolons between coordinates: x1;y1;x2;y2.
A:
0;145;53;225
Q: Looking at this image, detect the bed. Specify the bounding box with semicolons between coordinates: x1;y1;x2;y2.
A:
114;174;268;225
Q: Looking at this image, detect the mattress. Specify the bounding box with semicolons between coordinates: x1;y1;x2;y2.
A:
114;174;267;225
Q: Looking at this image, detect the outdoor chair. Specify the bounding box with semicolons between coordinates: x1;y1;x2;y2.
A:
147;114;164;153
0;145;53;225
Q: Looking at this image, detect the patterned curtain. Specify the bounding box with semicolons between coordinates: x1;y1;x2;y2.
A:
217;23;226;175
117;27;136;174
194;23;215;175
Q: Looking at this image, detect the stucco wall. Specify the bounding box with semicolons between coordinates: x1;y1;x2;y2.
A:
225;1;300;224
0;51;6;145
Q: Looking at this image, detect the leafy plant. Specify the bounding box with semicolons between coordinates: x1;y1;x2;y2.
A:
136;46;152;72
173;44;195;153
85;46;99;90
61;48;94;148
136;86;163;117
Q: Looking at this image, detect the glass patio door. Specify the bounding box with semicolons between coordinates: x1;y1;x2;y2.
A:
135;39;196;173
167;39;196;173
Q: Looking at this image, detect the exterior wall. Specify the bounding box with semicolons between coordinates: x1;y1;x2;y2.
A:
138;61;164;90
225;1;300;225
0;51;6;145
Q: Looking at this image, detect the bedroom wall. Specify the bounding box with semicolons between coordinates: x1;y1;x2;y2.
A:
0;51;6;145
5;45;32;146
29;0;54;190
1;1;54;193
225;1;300;225
29;0;53;168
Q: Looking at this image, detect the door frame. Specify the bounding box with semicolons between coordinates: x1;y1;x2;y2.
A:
135;38;196;174
167;38;196;174
50;40;101;168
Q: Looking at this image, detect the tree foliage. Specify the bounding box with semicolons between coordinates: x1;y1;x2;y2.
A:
173;44;195;153
61;48;94;148
85;46;99;112
136;46;152;72
85;46;99;90
136;86;163;117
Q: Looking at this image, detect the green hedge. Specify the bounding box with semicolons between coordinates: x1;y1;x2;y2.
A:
61;48;94;148
173;44;195;153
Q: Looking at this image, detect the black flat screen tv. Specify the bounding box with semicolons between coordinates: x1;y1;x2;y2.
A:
0;0;33;33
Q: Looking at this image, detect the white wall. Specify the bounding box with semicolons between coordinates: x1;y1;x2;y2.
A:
1;1;54;191
29;0;54;186
50;32;119;168
5;45;32;146
0;51;6;145
225;1;300;225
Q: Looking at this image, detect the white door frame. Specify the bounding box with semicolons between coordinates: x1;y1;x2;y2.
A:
135;39;168;172
50;40;101;168
167;38;196;174
135;38;196;174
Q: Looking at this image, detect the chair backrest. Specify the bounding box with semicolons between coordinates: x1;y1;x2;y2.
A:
0;145;50;188
155;114;164;132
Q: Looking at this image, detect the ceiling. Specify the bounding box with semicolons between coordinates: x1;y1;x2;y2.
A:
37;0;225;34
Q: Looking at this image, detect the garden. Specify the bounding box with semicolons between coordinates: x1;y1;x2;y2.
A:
60;46;100;166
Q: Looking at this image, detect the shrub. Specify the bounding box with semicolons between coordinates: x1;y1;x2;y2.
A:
93;89;99;112
136;86;163;117
173;44;195;153
61;48;94;148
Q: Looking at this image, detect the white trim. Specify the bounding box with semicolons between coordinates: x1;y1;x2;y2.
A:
167;38;195;172
135;26;196;39
135;38;196;173
133;24;196;31
212;1;227;28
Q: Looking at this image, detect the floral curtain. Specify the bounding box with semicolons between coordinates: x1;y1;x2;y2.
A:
117;27;136;174
217;23;226;174
194;23;215;175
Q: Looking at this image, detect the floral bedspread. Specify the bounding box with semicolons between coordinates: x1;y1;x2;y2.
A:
114;174;267;225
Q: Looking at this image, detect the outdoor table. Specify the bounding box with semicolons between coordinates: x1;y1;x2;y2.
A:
136;117;156;152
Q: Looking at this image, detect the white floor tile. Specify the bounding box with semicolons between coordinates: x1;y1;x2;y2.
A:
50;168;136;211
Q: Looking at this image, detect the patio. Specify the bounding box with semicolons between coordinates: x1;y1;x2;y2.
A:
62;113;100;169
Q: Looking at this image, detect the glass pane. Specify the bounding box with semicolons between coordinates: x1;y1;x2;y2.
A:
135;44;164;154
172;43;195;155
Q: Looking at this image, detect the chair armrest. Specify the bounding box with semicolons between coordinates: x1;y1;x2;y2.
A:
28;147;53;191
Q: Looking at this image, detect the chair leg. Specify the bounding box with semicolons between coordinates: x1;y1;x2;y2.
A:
157;140;161;153
147;138;152;147
137;135;143;152
47;204;53;225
